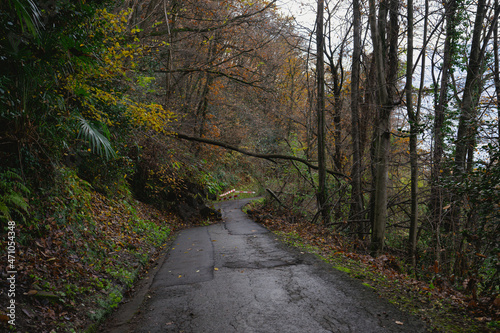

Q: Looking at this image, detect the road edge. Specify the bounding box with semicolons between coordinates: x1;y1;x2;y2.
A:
97;236;177;333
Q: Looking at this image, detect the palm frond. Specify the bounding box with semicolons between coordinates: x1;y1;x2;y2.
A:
9;0;43;38
77;116;117;160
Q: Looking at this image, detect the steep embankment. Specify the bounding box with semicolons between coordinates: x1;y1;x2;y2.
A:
0;169;218;332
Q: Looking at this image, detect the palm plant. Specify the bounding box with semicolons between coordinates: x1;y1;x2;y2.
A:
6;0;43;38
77;116;117;160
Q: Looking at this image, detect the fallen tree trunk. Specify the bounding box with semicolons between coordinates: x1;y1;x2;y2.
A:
266;188;286;208
171;132;350;180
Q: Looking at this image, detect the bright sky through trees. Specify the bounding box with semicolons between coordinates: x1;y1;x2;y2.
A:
277;0;316;29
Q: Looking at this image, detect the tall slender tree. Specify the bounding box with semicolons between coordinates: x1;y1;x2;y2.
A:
349;0;364;237
406;0;419;266
316;0;328;224
495;0;500;145
368;0;399;255
454;0;491;173
430;0;457;247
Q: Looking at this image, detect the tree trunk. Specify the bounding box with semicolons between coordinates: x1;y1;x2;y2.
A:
495;0;500;146
454;0;487;173
349;0;364;237
316;0;329;224
331;59;343;173
368;0;398;256
429;0;457;263
368;0;389;256
406;0;419;267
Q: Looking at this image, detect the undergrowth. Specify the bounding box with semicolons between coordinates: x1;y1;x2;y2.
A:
0;167;177;332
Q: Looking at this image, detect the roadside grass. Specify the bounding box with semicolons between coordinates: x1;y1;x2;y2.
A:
249;201;495;333
242;197;265;212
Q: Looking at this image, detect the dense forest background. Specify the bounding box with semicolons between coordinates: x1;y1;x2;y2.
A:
0;0;499;331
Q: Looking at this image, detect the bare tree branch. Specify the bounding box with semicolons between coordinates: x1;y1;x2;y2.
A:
171;132;350;180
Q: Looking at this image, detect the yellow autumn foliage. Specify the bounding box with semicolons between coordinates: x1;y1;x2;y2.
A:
63;9;174;133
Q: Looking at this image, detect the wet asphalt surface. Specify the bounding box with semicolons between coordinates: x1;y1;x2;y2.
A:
102;198;428;333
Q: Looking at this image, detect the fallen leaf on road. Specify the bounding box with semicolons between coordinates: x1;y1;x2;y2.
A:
178;275;182;278
214;267;219;271
395;321;404;325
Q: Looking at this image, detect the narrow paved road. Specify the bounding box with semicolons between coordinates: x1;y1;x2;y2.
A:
102;198;427;333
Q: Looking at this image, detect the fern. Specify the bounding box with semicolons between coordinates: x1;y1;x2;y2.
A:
77;116;117;160
5;193;29;213
0;169;31;222
0;202;9;219
3;170;22;181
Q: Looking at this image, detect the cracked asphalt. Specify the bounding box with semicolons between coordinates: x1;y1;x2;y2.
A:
102;198;428;333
